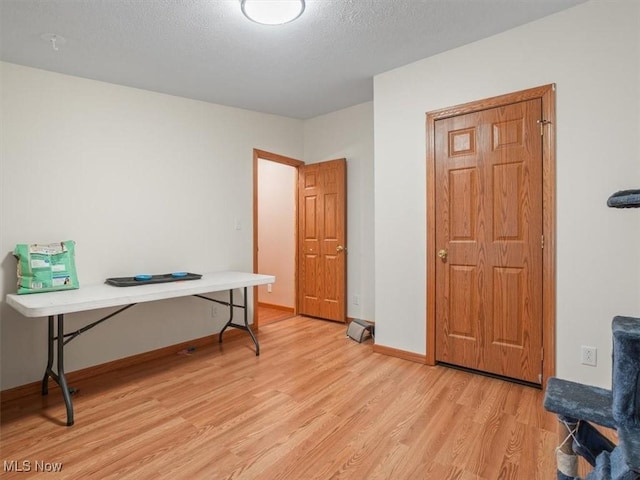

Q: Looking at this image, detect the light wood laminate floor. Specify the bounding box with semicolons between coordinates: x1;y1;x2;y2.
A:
1;316;560;479
257;305;295;326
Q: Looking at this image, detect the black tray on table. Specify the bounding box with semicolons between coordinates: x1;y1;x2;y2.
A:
105;273;202;287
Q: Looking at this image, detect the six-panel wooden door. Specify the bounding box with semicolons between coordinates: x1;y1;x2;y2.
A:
298;159;347;322
434;99;543;383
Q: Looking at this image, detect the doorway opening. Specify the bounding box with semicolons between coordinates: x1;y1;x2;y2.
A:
253;149;304;328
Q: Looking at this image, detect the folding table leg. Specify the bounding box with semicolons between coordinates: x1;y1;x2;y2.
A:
243;287;260;356
42;316;54;395
56;314;74;426
218;287;260;356
41;315;74;426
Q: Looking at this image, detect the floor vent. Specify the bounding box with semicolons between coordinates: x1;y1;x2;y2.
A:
346;319;374;343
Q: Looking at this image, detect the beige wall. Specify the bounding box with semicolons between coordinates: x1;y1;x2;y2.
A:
0;62;303;390
304;102;375;321
373;0;640;387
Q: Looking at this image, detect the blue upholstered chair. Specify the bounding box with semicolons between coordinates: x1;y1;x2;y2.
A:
543;316;640;480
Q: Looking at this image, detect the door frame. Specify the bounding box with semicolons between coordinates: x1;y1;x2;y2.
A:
426;84;556;386
253;148;305;329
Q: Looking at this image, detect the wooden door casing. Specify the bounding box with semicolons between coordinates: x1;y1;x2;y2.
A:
434;99;544;384
298;159;347;322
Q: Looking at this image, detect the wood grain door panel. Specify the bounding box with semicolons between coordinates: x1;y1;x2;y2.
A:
435;99;543;384
298;159;346;322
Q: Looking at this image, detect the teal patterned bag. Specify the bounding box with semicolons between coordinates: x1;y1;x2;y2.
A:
14;240;80;294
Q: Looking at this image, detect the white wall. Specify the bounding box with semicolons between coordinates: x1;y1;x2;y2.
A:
0;62;303;390
374;0;640;387
304;102;375;321
257;158;296;308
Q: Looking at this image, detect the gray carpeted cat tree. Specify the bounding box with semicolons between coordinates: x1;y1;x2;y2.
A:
543;189;639;480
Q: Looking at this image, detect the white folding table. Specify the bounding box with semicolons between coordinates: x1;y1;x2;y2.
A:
5;271;275;426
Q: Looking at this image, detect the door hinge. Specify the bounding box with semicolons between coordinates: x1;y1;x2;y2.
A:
541;234;545;249
537;119;552;136
538;373;543;384
541;347;544;361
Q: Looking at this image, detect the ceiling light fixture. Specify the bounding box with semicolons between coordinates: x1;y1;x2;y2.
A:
241;0;305;26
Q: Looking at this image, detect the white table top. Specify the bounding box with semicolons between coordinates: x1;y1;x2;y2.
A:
6;271;275;318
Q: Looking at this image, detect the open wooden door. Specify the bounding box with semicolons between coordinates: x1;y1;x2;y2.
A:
298;159;347;322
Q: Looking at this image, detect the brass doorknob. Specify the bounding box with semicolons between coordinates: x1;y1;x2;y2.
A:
438;249;448;260
336;245;345;253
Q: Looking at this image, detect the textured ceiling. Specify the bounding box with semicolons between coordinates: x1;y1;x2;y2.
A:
0;0;586;119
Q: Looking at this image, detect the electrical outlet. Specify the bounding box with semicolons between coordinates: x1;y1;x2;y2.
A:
353;295;360;305
267;284;272;293
581;346;597;366
212;305;219;317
